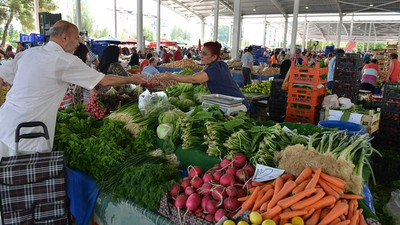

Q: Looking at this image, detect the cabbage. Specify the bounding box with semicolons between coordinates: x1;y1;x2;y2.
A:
157;123;173;139
158;109;186;124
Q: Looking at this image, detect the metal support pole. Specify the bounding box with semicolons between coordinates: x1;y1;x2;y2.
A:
283;16;288;51
362;23;368;52
305;22;309;50
229;23;233;47
290;0;300;55
34;0;40;33
373;24;377;49
201;21;205;43
213;0;219;41
349;14;354;40
367;23;372;51
337;13;343;49
262;16;267;47
75;0;82;30
156;0;161;54
114;0;117;38
137;0;143;52
231;0;241;59
302;16;307;52
398;26;400;57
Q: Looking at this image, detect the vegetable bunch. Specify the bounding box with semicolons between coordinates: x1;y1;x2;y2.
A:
240;81;272;95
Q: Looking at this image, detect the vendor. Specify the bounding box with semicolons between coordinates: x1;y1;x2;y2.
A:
159;41;250;109
386;53;400;83
360;59;380;92
142;57;159;78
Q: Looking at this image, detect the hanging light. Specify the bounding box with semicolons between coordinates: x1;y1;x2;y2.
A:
253;6;256;11
305;5;309;9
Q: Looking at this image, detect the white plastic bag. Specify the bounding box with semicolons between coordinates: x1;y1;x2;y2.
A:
387;189;400;225
322;94;340;109
339;97;354;109
138;90;169;117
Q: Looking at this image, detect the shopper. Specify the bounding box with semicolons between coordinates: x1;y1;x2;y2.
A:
241;46;254;86
142;57;159;78
324;53;333;65
4;46;15;59
386;53;400;82
128;48;140;66
280;58;292;80
0;20;144;156
16;42;25;54
158;41;249;108
278;51;286;65
270;51;278;67
162;49;170;63
173;46;183;61
140;53;153;72
99;46;128;77
293;53;303;65
360;59;380;92
327;49;345;90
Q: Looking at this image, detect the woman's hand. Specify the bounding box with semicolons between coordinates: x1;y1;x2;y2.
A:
130;74;146;84
158;72;174;81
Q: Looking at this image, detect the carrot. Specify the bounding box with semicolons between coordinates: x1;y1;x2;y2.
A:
335;221;351;225
322;178;345;195
291;190;326;210
238;196;250;202
340;215;346;221
305;195;337;211
252;189;274;211
320;208;331;220
260;201;270;213
320;172;346;189
305;168;321;190
293;178;311;195
268;180;296;209
328;218;342;225
295;167;313;184
349;209;360;225
282;173;295;181
272;215;280;224
302;208;316;221
252;181;266;186
341;194;363;200
252;190;266;211
305;208;322;225
274;177;284;195
359;214;367;225
235;186;261;217
279;208;291;225
279;209;308;219
347;200;355;220
262;205;282;220
277;188;317;209
318;202;349;225
318;179;340;200
262;184;274;192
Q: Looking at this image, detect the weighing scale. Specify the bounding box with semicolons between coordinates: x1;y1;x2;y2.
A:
202;94;247;115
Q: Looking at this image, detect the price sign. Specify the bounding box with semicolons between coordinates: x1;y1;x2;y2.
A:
252;164;285;182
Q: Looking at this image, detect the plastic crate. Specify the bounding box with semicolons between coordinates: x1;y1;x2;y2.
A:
371;154;400;182
332;81;360;103
289;62;328;85
383;82;400;100
335;54;363;68
19;33;45;43
285;103;321;124
287;85;326;106
334;69;362;83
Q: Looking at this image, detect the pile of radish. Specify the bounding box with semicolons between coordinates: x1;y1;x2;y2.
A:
168;153;255;223
86;93;107;120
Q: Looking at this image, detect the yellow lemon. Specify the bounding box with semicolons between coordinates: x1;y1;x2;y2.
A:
237;221;249;225
291;216;304;225
261;219;276;225
249;212;262;224
223;220;236;225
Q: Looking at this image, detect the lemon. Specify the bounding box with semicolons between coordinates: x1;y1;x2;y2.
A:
223;220;236;225
249;212;262;224
261;220;276;225
283;224;292;225
237;221;249;225
291;216;304;225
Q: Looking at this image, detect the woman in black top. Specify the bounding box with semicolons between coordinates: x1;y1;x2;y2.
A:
128;48;140;66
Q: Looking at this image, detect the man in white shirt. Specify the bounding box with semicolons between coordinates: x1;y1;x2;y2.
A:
0;20;144;157
241;46;254;85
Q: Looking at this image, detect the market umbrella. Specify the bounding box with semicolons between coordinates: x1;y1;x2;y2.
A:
95;36;124;44
149;39;177;48
198;39;201;52
175;40;187;46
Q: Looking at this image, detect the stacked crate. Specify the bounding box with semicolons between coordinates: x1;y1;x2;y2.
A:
39;12;62;42
372;49;387;74
268;79;287;123
285;62;328;124
333;54;363;104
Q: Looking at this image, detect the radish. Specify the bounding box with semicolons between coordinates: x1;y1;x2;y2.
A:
220;159;231;169
189;166;203;178
235;169;250;183
185;186;196;196
174;194;187;209
223;197;240;212
195;207;204;218
237;188;246;198
226;167;238;176
244;165;255;176
214;208;228;222
169;183;180;196
200;182;213;195
186;193;201;211
201;195;212;211
206;199;219;214
202;173;214;183
220;174;235;187
233;153;247;168
211;186;226;202
245;182;253;190
212;163;222;170
205;214;214;222
181;177;191;189
213;171;223;182
226;186;238;197
191;176;203;189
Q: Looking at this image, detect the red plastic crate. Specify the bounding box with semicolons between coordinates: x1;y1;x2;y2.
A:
287;85;326;106
289;62;328;85
285;104;321;124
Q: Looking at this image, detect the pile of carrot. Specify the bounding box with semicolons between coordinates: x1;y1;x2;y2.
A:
235;167;367;225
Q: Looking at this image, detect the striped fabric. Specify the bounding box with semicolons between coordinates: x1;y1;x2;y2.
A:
361;64;379;86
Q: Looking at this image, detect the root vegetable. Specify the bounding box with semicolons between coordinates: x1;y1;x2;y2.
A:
201;195;212;211
205;214;214;222
220;174;236;187
212;186;226;201
226;186;238;197
220;159;231;169
191;176;203;189
226;167;238;176
169;183;180;196
181;177;191;189
235;169;250;183
244;165;255;176
186;193;202;211
215;208;228;222
203;173;214;183
213;171;223;182
185;186;196;196
223;197;240;212
175;194;187;209
233;153;247;168
201;183;213;195
189;166;203;178
206;199;219;214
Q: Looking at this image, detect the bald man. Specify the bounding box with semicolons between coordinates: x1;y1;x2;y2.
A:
0;20;144;157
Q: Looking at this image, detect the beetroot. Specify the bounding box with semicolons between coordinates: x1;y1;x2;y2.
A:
220;174;235;187
174;194;187;209
223;197;240;212
200;183;213;195
214;208;228;222
205;214;214;222
226;167;238;176
235;169;250;183
189;166;203;178
213;171;223;182
237;188;246;198
226;186;238;197
186;193;201;211
201;195;212;211
181;177;191;189
191;176;203;189
220;159;231;169
185;186;196;196
206;199;219;214
233;153;247;168
244;165;255;177
202;173;214;183
169;183;180;196
211;186;226;201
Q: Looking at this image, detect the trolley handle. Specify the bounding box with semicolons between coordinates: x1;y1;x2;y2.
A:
15;121;50;143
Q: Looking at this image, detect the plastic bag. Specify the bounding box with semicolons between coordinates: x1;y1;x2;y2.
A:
387;189;400;225
363;183;375;213
322;94;340;109
138;90;170;118
339;97;354;109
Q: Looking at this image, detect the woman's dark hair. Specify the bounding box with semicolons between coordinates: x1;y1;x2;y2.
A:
371;59;378;64
203;41;222;60
390;53;398;59
99;45;120;74
146;53;153;60
73;43;89;63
